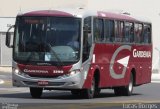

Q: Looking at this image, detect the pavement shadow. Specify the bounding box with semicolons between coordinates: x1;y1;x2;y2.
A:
0;92;31;98
0;91;142;100
41;92;141;100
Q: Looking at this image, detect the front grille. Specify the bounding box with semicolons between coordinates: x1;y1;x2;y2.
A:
23;81;37;86
28;74;60;78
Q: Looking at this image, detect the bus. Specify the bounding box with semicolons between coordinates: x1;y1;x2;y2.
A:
6;8;152;99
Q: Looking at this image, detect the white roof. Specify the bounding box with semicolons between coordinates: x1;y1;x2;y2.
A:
18;8;151;23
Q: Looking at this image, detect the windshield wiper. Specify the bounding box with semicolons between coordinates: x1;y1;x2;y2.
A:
47;44;64;66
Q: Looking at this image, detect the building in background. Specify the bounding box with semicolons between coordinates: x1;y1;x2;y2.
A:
0;17;15;66
0;0;160;75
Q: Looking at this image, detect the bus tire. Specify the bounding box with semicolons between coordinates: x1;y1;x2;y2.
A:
30;87;43;98
123;73;134;96
114;74;134;96
83;77;95;99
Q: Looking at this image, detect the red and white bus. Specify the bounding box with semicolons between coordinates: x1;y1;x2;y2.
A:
6;8;152;99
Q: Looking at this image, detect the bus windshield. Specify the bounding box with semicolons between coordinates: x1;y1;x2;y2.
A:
13;16;81;65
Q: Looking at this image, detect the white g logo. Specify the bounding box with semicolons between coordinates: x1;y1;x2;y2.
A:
110;45;131;79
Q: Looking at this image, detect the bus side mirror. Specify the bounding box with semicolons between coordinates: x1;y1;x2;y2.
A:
6;32;12;48
6;25;14;48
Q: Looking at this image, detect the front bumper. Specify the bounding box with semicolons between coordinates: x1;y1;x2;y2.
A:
12;71;84;89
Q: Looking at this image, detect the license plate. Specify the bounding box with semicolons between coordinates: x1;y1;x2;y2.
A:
38;81;49;86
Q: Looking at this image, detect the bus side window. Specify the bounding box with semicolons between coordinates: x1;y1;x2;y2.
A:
148;25;151;43
115;21;118;42
124;22;134;43
143;24;151;44
115;21;124;43
139;24;143;43
104;19;114;42
93;18;104;42
130;24;134;43
135;23;143;44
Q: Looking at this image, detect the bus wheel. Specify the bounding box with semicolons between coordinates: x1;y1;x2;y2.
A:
114;74;133;96
83;77;95;99
123;74;134;96
30;87;43;98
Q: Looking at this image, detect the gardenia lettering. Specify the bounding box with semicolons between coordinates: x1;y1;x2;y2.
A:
133;49;151;58
24;69;48;74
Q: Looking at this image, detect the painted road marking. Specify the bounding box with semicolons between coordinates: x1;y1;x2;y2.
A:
0;79;4;84
151;81;160;83
0;75;11;78
0;88;29;92
0;75;7;77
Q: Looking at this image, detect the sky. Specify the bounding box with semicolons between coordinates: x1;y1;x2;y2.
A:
0;0;160;69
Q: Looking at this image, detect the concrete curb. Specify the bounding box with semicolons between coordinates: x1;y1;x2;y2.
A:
152;73;160;80
0;67;12;73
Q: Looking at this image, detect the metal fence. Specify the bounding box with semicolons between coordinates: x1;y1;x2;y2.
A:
0;32;12;66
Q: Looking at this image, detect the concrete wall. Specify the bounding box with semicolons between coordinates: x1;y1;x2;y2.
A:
0;17;15;66
0;32;12;66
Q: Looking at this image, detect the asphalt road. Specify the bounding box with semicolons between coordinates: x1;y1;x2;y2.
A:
0;72;160;109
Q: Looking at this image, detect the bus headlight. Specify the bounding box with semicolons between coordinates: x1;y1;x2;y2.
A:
68;69;80;76
13;68;29;77
14;68;19;74
70;70;80;76
13;68;20;75
58;70;80;79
